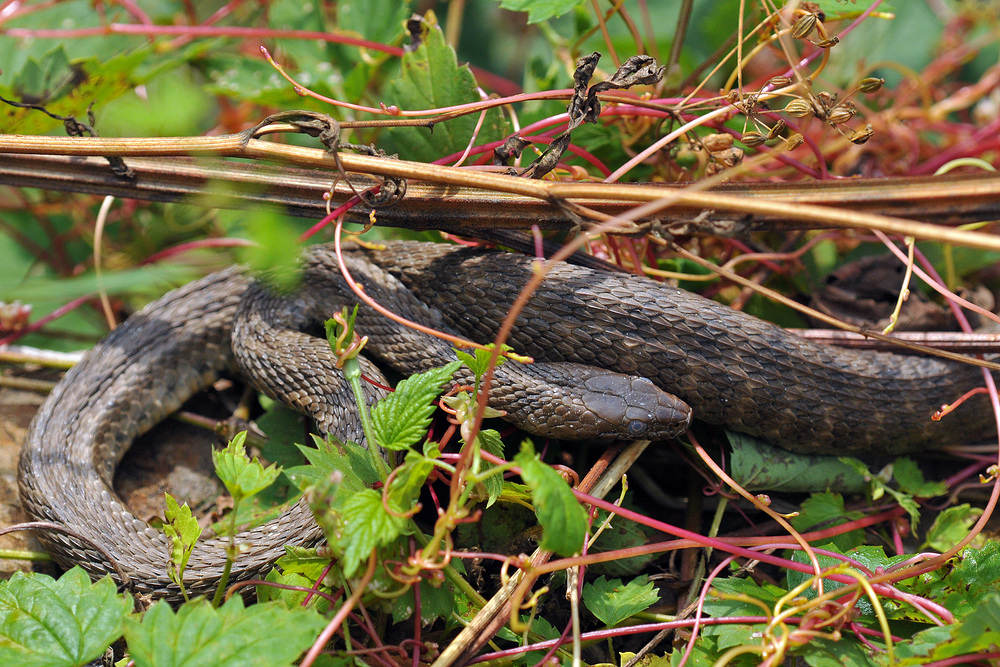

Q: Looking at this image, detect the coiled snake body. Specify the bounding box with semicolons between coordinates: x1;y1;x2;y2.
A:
18;241;995;601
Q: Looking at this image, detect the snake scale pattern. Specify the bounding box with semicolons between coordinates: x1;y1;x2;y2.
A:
18;241;995;600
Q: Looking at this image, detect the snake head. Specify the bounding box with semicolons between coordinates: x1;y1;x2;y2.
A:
513;363;691;441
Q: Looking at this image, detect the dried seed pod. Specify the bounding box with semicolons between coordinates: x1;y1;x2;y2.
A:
741;131;767;147
792;13;818;39
826;106;856;125
767;119;787;140
702;133;734;152
784;98;813;117
849;124;874;144
769;75;792;88
858;77;885;94
815;36;840;48
715;147;744;168
784;134;804;150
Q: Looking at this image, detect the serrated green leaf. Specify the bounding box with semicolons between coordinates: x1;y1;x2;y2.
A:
477;428;505;507
514;441;587;557
286;434;378;493
392;579;456;626
0;568;132;667
499;0;588;24
893;457;948;498
212;431;282;503
905;543;1000;620
371;361;460;451
583;575;658;627
728;433;867;493
923;504;983;552
339;488;410;578
124;597;325;667
163;494;203;589
896;594;1000;666
790;491;866;552
390;449;436;508
787;545;910;619
455;344;508;381
384;15;510;161
1;46;150;134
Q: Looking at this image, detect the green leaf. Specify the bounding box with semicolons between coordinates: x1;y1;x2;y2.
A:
339;488;410;577
371;360;460;451
123;597;325;667
163;494;203;589
0;568;132;667
390;449;437;508
286;434;378;494
728;433;867;493
392;579;456;625
896;594;1000;666
384;14;510;161
893;457;948;498
499;0;588;24
787;545;909;619
839;458;924;531
583;575;658;627
906;543;1000;619
923;504;983;552
514;441;588;557
476;428;505;507
212;431;282;504
455;344;508;381
790;491;866;552
1;46;150;134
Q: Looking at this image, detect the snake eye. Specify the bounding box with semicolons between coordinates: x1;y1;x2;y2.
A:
627;420;647;436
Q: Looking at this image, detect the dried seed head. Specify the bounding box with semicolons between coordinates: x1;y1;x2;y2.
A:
769;75;792;88
826;106;856;125
784;98;813;117
715;147;744;168
702;133;734;153
849;124;874;144
815;36;840;48
792;13;818;39
767;119;787;140
858;77;885;94
741;131;767;147
784;134;804;150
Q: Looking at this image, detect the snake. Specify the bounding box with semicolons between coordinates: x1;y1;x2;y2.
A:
18;240;996;601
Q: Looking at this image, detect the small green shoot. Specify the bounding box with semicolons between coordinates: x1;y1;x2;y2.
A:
162;494;203;603
211;431;282;607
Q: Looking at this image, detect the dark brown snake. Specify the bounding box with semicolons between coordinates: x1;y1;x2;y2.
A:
18;241;996;601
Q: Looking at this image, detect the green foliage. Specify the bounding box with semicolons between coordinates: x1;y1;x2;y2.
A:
498;0;588;24
122;597;325;667
0;46;149;134
371;360;461;450
0;568;132;667
896;595;1000;666
338;488;410;578
790;491;866;552
212;432;282;505
923;504;983;552
384;14;510;160
475;428;505;507
728;433;867;493
163;494;203;596
583;575;658;627
514;440;588;557
454;344;508;382
838;456;945;531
